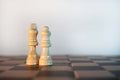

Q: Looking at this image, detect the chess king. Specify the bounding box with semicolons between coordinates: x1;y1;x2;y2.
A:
39;26;53;66
26;23;39;65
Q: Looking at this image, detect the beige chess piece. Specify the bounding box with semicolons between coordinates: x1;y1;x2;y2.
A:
39;26;53;66
26;23;39;65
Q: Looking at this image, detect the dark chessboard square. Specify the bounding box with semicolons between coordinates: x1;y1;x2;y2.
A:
53;63;70;66
0;64;18;66
52;57;68;60
52;55;68;57
91;59;110;61
71;61;93;63
0;70;39;79
68;56;88;58
111;59;120;62
117;61;120;63
108;56;120;58
75;77;118;80
0;60;25;65
52;56;68;60
69;58;90;61
88;56;107;59
94;60;116;63
110;71;120;77
9;56;26;60
10;66;39;70
74;70;117;80
34;77;74;80
0;61;3;63
53;60;70;64
0;77;32;80
0;70;4;73
98;63;120;66
9;58;26;60
37;71;74;77
73;66;104;70
0;66;14;71
0;58;11;61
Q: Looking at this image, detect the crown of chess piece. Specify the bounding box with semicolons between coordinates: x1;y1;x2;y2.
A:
26;23;39;65
39;26;53;66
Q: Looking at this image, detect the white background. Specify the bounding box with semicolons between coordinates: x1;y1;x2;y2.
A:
0;0;120;56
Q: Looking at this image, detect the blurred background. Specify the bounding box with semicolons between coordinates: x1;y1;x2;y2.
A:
0;0;120;56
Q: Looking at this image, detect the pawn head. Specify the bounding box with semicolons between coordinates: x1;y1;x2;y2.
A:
29;23;37;30
42;26;49;31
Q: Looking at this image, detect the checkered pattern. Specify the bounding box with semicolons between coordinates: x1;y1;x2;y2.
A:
0;55;120;80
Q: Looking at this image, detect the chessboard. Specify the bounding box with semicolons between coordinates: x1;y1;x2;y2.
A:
0;55;120;80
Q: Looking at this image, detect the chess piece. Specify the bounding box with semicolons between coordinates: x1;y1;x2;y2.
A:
26;23;39;65
39;26;53;66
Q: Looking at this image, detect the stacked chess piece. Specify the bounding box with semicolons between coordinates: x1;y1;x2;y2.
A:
26;23;53;66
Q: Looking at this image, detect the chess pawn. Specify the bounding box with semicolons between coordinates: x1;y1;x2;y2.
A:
26;23;39;65
39;26;52;66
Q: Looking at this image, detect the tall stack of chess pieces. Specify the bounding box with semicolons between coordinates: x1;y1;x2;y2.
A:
26;23;52;66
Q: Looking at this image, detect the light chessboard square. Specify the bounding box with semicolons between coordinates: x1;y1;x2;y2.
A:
69;58;91;61
71;63;99;67
40;66;72;71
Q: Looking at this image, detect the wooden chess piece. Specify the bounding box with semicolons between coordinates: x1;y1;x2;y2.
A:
26;23;39;65
39;26;53;66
